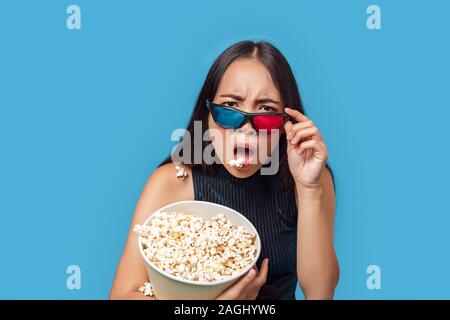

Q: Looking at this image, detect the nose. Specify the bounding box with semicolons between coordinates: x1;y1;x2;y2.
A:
236;120;256;136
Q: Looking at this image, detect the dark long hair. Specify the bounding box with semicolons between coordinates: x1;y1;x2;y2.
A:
159;40;335;192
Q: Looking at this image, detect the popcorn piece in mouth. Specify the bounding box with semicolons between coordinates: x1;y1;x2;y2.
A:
135;211;257;283
175;165;188;180
229;157;245;168
138;282;154;297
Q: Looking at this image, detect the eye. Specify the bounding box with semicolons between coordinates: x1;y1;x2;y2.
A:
223;101;238;108
258;105;275;112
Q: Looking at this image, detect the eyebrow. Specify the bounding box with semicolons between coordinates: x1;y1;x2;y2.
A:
218;93;281;105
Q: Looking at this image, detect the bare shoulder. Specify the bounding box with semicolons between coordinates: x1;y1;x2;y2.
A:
148;162;193;196
133;163;194;224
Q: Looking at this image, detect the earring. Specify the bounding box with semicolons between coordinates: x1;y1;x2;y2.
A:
175;165;188;181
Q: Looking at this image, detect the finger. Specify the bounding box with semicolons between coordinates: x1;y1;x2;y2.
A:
286;121;314;141
290;127;322;145
242;258;270;300
284;107;309;123
298;139;328;160
253;258;269;288
217;268;257;300
284;120;293;136
290;120;315;133
252;259;264;274
284;120;297;153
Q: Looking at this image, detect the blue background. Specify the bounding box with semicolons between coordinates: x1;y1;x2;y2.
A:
1;0;449;299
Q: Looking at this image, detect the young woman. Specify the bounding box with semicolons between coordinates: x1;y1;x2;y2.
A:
110;40;339;300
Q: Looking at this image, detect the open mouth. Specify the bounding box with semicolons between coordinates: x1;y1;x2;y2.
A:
230;145;256;168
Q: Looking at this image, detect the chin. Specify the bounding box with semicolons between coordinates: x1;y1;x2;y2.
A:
225;163;261;178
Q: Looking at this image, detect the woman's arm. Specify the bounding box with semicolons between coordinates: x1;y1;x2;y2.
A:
283;107;339;300
109;163;194;299
295;167;339;299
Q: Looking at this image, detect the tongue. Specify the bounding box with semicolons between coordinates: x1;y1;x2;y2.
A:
235;148;248;159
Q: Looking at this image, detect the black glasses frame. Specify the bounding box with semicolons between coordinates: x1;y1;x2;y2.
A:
205;99;291;130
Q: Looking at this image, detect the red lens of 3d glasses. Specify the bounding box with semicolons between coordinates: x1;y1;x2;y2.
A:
253;114;286;131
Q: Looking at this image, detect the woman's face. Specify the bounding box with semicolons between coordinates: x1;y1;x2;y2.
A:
208;58;284;178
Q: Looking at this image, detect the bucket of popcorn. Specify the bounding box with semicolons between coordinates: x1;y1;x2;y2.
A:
135;200;261;300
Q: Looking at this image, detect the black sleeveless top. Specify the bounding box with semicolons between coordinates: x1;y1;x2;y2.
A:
192;162;298;300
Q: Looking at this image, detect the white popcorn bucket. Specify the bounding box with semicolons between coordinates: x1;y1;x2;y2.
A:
137;200;261;300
